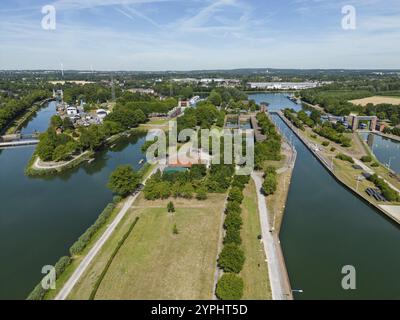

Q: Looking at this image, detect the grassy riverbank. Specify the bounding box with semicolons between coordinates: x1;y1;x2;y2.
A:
68;194;226;299
38;163;154;300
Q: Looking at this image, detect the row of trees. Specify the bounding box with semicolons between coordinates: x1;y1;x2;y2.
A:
254;113;282;170
313;122;352;147
142;164;236;200
143;165;209;200
364;103;400;126
116;91;177;116
177;102;225;131
0;88;51;132
262;167;278;196
384;126;400;137
301;79;400;118
368;174;400;202
216;175;250;300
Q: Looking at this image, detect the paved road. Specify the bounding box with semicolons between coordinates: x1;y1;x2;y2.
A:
251;172;286;300
55;165;161;300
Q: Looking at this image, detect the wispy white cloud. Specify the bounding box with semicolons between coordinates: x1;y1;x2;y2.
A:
0;0;399;69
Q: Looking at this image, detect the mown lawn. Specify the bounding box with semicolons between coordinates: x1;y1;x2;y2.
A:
240;180;272;300
69;194;226;300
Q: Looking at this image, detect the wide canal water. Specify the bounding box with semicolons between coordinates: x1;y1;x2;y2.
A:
1;94;400;299
250;93;400;300
0;102;147;299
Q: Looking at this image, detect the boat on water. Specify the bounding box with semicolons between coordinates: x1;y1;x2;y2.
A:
139;159;144;164
87;158;95;164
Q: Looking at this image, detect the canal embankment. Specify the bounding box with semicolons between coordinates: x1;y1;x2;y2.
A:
273;110;400;225
3;98;54;135
251;113;298;300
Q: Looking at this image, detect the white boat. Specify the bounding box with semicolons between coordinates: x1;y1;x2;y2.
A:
139;159;144;164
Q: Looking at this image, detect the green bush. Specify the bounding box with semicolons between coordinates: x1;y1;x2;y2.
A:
224;228;242;245
330;147;336;152
225;201;242;215
167;201;175;213
335;153;354;164
360;155;372;163
368;174;400;202
54;256;71;277
228;187;244;204
232;175;250;190
371;162;379;167
224;212;243;230
27;283;47;300
113;195;122;204
218;243;245;273
262;167;278;196
196;189;208;200
216;274;244;300
69;203;115;256
322;141;330;147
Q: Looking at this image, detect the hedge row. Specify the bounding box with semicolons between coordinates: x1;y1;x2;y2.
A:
335;153;354;164
216;175;250;300
69;203;116;256
27;256;71;300
368;174;400;202
89;217;140;300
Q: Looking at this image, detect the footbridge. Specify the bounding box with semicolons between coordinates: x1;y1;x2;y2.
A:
0;133;41;148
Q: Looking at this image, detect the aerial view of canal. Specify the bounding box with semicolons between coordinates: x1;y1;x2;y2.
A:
0;101;147;299
250;93;400;299
360;132;400;174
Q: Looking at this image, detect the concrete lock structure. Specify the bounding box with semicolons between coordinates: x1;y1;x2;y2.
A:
350;115;378;131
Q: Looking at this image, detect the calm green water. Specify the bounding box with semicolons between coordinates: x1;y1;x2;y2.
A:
0;103;147;299
249;93;400;299
360;132;400;174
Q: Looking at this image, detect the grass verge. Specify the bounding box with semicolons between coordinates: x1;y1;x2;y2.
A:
240;180;272;300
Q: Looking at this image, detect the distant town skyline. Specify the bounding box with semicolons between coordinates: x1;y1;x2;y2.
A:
1;0;400;70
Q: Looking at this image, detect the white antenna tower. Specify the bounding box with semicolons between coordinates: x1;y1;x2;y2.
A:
60;63;64;78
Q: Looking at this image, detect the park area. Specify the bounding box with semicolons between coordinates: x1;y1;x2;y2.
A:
350;96;400;106
68;193;226;300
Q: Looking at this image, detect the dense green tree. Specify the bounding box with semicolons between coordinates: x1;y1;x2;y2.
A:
223;228;242;245
224;212;243;230
167;201;175;213
216;274;244;300
218;243;245;273
228;187;244;204
107;165;140;196
208;90;222;106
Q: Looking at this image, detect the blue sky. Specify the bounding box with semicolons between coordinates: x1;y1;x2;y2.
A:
0;0;399;70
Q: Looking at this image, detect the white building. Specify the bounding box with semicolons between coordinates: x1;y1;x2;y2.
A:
96;109;109;121
248;82;321;90
66;106;78;116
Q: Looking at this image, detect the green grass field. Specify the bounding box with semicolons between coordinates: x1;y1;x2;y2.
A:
69;194;226;300
240;181;272;300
